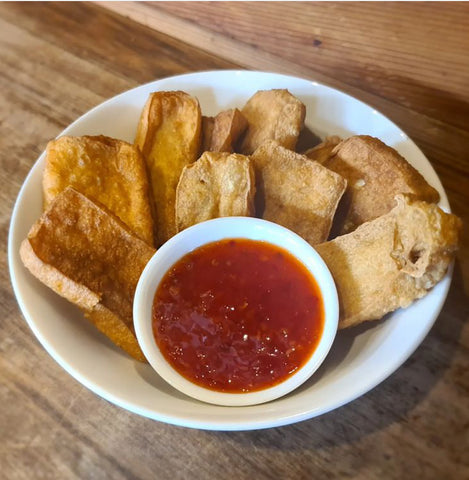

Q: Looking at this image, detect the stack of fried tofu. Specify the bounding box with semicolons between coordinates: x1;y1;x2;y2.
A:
20;89;462;361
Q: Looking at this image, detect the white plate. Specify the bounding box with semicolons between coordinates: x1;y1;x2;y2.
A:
8;70;452;430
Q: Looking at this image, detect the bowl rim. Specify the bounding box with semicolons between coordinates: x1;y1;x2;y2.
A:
133;216;339;407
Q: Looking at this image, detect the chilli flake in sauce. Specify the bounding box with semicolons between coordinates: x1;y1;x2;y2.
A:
152;238;324;393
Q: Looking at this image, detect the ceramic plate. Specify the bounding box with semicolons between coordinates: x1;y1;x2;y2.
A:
9;71;452;430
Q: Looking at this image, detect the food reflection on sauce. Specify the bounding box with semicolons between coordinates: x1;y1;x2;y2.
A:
152;238;324;393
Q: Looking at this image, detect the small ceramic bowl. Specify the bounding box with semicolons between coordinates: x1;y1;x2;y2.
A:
133;217;339;407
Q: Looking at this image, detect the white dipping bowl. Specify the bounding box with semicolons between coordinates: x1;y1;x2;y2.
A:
133;217;339;407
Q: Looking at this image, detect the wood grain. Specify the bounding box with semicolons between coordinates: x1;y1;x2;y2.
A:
150;2;469;126
0;3;468;479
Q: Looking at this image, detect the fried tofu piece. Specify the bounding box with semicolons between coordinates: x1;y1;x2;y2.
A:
316;195;461;329
324;135;440;235
20;187;156;361
250;141;347;245
303;136;342;164
176;151;255;231
240;89;306;154
135;91;202;245
202;116;215;151
202;108;248;152
43;135;155;246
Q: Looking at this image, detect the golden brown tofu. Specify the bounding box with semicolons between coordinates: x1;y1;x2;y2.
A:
324;135;440;234
176;151;255;231
43;135;155;246
135;91;202;245
250;141;347;245
20;187;156;361
240;89;306;154
316;195;461;329
202;108;248;152
201;116;215;152
303;136;342;164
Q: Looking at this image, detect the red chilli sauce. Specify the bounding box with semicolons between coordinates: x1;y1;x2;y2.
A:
152;238;324;393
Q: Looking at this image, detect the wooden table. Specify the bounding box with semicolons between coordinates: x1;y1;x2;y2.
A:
1;3;468;478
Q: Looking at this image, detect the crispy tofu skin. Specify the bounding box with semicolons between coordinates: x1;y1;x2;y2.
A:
303;136;342;164
316;195;461;329
43;135;155;246
324;135;440;235
240;89;306;154
202;108;248;153
20;187;156;361
251;141;347;245
176;151;255;231
135;91;202;245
